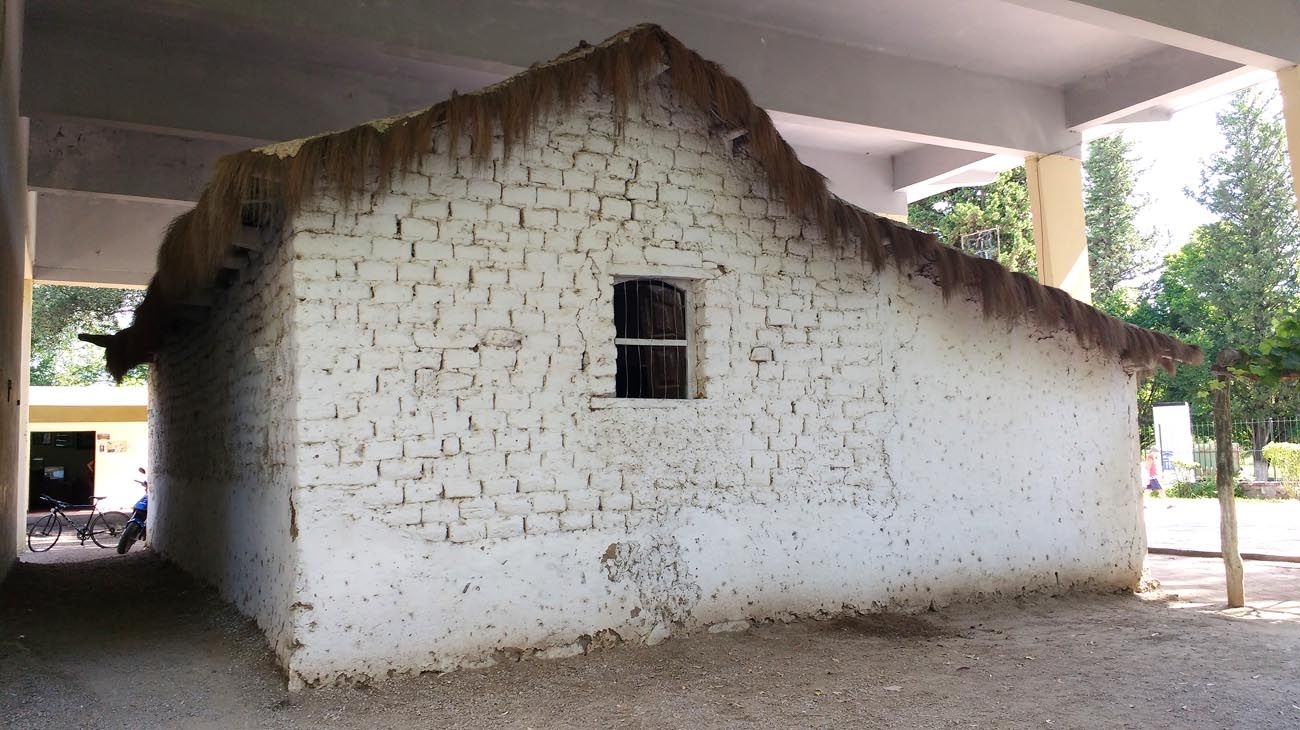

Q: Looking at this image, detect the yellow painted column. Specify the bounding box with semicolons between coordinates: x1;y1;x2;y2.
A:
1025;154;1092;304
1277;66;1300;214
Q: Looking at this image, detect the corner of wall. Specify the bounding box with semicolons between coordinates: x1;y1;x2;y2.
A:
0;0;29;582
281;244;308;683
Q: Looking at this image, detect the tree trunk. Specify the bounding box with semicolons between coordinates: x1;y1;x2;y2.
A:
1214;382;1246;608
1251;418;1273;481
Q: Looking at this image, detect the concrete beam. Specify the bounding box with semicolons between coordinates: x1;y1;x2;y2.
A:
1105;107;1173;125
24;0;1079;155
1064;46;1248;129
792;147;907;217
1008;0;1300;68
892;146;998;192
22;1;505;143
28;117;256;202
32;192;191;286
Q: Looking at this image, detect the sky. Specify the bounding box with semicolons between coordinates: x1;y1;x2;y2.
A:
1121;102;1223;254
1096;75;1282;264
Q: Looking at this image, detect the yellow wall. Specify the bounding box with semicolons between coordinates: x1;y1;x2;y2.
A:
29;405;147;423
28;419;148;511
1025;154;1092;304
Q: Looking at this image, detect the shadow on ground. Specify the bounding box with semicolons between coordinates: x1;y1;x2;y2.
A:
1149;554;1300;622
2;550;1298;729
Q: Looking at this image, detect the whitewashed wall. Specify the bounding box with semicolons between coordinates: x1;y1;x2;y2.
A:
149;233;301;666
261;79;1143;685
147;79;1142;686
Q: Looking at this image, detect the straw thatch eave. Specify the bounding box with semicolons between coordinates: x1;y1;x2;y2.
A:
82;23;1201;381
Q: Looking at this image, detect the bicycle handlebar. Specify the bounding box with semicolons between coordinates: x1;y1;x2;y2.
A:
37;495;101;509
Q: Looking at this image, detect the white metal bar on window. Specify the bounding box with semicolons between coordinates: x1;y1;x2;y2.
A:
611;275;696;400
614;338;688;347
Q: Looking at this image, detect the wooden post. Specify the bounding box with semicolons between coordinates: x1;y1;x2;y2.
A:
1212;375;1246;608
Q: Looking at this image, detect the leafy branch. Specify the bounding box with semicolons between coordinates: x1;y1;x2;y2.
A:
1223;316;1300;385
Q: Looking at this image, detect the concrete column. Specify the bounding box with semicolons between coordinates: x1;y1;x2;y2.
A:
1277;66;1300;215
1;0;27;567
1025;154;1092;304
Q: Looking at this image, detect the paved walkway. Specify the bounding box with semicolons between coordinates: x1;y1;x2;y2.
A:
1144;498;1300;556
1148;554;1300;621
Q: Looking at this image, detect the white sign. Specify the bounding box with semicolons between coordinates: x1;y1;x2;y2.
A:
1152;402;1194;482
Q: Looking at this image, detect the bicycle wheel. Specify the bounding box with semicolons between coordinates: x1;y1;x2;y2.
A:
27;514;61;552
90;511;129;549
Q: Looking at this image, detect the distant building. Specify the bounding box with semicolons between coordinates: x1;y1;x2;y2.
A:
28;385;147;512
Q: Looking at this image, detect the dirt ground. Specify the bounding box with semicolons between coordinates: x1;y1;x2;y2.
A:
1;550;1298;730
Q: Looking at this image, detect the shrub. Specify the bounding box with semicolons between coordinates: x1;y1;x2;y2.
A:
1261;442;1300;481
1164;479;1245;499
1165;479;1216;498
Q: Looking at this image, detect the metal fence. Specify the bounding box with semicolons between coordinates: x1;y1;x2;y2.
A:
1187;416;1300;482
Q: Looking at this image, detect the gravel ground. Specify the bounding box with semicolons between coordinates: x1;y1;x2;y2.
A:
1;550;1297;729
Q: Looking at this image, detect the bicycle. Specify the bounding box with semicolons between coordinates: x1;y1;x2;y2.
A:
27;495;130;552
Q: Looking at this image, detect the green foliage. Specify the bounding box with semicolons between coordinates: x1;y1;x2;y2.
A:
1231;316;1300;386
30;284;146;386
1123;86;1300;426
1260;442;1300;480
1164;478;1244;499
1186;89;1300;348
907;167;1037;276
1084;133;1156;312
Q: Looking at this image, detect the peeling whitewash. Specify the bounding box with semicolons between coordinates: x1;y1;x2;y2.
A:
149;79;1143;687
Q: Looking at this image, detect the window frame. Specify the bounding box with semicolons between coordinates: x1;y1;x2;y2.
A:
611;275;696;401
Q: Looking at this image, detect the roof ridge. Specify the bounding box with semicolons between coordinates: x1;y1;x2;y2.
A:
84;23;1201;380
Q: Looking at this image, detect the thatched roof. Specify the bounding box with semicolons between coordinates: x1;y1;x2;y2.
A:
84;23;1201;380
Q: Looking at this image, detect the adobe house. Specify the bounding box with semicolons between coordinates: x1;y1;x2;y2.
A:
87;25;1198;686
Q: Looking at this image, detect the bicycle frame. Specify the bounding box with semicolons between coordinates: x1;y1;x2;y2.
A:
28;494;130;553
41;500;106;544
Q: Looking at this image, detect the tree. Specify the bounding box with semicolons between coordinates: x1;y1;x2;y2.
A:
1127;86;1300;475
1191;88;1300;478
907;167;1037;276
30;284;146;386
1083;133;1156;315
1188;89;1300;343
1128;229;1219;423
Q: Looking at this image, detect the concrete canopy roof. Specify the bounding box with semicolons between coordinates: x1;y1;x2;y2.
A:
17;0;1297;285
655;0;1166;87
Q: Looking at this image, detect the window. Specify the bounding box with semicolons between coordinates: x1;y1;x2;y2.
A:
613;278;692;399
